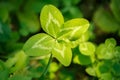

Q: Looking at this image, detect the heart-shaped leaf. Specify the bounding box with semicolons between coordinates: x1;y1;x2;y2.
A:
52;42;72;66
58;18;89;41
23;33;55;56
40;5;64;38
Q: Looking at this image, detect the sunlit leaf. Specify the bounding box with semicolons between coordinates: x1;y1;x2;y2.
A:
40;5;64;38
78;31;90;42
79;42;95;56
86;67;96;76
58;18;89;41
23;33;55;56
52;42;72;66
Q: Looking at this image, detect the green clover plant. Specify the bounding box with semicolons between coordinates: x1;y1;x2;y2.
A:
23;5;89;67
72;37;120;80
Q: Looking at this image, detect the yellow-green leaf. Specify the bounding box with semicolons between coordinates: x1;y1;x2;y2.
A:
52;42;72;66
40;5;64;38
58;18;89;41
23;33;55;56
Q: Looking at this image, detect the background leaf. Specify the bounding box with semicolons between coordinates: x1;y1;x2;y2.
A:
94;7;119;33
18;12;40;36
110;0;120;23
0;21;11;42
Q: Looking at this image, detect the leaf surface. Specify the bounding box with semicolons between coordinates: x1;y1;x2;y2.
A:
23;33;55;56
52;42;72;66
40;5;64;38
58;18;89;41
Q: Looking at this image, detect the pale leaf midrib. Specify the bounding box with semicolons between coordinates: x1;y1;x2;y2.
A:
45;12;60;34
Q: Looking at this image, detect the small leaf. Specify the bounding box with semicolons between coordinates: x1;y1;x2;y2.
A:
52;42;72;66
40;5;64;38
58;18;89;41
73;47;92;65
105;38;116;49
96;43;114;59
79;42;95;56
23;33;55;56
86;67;96;76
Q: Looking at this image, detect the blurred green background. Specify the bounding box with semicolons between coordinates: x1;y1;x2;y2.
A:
0;0;120;80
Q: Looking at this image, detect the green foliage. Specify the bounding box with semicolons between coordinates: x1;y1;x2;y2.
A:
85;38;120;80
94;7;119;33
18;12;40;36
23;4;89;66
96;38;116;59
40;5;64;38
23;33;55;56
0;0;120;80
94;0;120;36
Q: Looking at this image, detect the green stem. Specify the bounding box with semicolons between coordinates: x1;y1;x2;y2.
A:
39;54;52;79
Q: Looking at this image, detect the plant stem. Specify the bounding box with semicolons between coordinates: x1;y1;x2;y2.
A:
39;54;52;79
